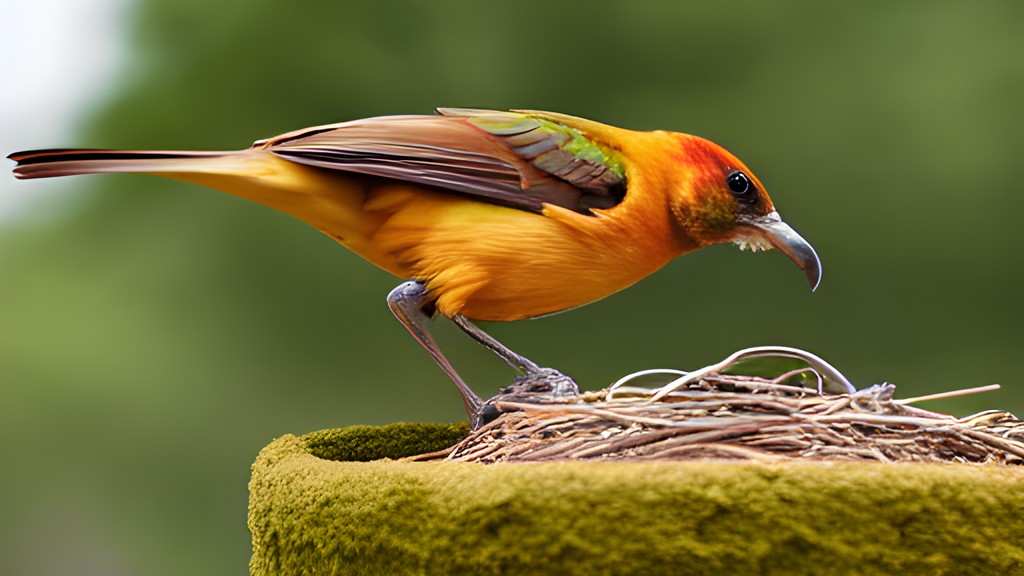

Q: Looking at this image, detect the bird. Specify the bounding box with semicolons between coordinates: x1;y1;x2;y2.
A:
8;108;821;427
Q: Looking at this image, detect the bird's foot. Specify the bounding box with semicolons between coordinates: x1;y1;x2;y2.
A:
477;367;580;425
507;367;580;398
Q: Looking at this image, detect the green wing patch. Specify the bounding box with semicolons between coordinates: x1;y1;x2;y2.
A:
437;108;626;199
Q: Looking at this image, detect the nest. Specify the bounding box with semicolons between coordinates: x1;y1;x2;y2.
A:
417;351;1024;464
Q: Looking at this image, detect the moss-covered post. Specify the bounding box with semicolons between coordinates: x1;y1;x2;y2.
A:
249;422;1024;576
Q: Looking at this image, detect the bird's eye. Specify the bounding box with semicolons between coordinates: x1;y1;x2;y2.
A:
726;170;756;203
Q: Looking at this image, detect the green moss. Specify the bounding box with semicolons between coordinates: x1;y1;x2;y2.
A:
302;422;468;462
250;426;1024;576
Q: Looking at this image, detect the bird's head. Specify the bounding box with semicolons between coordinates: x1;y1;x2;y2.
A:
667;135;821;290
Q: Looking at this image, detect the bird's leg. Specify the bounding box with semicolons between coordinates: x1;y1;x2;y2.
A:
450;314;579;398
387;281;484;426
449;315;539;372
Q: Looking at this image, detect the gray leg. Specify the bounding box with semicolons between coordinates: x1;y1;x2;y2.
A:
451;314;579;398
387;281;484;426
450;314;540;372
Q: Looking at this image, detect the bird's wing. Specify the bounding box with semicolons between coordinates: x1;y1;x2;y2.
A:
261;109;627;214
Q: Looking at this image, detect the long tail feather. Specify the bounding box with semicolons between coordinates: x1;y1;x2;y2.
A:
8;149;234;180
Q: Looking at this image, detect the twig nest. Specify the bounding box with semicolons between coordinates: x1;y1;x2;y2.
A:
417;376;1024;464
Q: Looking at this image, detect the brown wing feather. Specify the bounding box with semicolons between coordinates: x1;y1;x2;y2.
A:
261;114;609;214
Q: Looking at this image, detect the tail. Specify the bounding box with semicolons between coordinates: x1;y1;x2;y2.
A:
8;149;237;180
8;147;376;242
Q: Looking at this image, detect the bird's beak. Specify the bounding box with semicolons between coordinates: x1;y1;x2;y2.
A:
743;211;822;291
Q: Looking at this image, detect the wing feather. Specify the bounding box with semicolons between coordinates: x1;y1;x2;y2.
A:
262;110;627;214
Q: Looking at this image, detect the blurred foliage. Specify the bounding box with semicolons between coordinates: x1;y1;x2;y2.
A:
1;1;1022;575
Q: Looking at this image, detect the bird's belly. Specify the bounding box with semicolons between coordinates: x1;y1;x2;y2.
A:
454;265;632;321
362;185;674;321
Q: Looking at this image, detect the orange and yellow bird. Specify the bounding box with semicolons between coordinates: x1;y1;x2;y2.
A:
8;108;820;426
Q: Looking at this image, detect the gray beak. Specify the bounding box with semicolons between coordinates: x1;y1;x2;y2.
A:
745;211;822;291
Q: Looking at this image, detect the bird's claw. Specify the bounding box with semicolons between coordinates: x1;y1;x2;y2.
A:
476;367;580;426
507;367;580;398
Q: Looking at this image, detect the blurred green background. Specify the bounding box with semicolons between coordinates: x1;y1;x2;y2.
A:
1;1;1021;575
